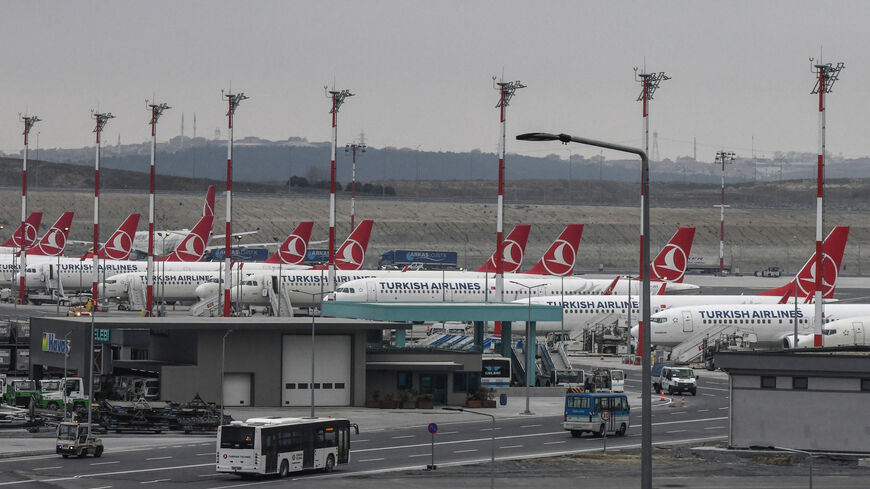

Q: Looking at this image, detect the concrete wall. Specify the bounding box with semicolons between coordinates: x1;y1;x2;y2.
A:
730;374;870;452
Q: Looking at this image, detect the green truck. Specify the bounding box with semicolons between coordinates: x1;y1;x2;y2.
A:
4;379;39;407
36;378;90;411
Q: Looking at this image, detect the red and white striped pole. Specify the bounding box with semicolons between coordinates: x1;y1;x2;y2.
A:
715;151;735;276
146;102;170;316
222;90;247;317
19;115;40;304
493;78;524;303
326;87;353;289
345;143;366;230
92;112;114;310
810;59;844;348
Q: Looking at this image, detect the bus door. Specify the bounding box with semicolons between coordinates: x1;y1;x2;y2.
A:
337;424;350;464
682;311;693;333
262;431;278;473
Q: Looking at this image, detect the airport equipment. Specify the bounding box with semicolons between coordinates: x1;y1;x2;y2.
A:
325;86;353;294
35;378;89;411
18;114;41;304
173;394;230;433
584;368;625;393
755;266;782;278
221;89;248;317
345;141;366;229
562;392;630;438
378;250;458;270
98;398;173;433
714;151;736;275
146;100;171;317
653;366;697;396
55;422;103;458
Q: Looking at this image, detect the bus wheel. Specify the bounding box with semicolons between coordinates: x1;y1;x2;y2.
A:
279;460;289;477
570;430;582;438
616;424;626;437
324;454;335;473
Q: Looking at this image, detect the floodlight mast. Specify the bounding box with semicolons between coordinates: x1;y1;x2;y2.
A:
19;114;41;304
493;77;525;303
91;111;114;306
810;58;844;347
345;142;366;230
222;90;248;318
714;151;736;276
325;87;353;290
146;101;170;317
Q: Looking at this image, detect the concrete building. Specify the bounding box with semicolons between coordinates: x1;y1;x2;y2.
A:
717;348;870;453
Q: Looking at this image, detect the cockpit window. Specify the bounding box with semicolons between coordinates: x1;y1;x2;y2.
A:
650;317;668;323
105;279;116;284
823;329;836;335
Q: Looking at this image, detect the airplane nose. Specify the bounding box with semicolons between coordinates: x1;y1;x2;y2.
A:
195;283;213;300
630;325;639;338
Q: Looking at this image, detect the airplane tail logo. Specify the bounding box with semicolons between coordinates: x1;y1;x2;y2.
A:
650;227;695;283
28;212;74;257
475;224;531;273
760;226;849;299
5;212;43;248
266;221;314;264
335;219;373;270
524;224;583;276
100;214;141;260
160;213;213;262
203;185;216;218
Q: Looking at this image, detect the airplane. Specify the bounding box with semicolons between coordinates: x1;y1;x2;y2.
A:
81;214;141;261
22;212;75;257
156;212;213;262
756;226;849;300
311;220;374;271
0;212;43;252
523;224;583;276
648;227;695;283
475;224;531;273
263;221;314;265
813;316;870;347
637;302;870;349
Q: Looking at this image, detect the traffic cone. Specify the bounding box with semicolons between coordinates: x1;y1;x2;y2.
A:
681;396;686;407
600;354;604;361
669;395;675;407
660;389;665;401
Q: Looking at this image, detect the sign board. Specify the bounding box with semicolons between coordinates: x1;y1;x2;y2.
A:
428;423;438;434
94;328;111;343
305;249;330;264
601;410;610;422
41;332;70;355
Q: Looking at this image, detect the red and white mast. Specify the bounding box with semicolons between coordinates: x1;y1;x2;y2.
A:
714;151;735;276
345;142;366;230
146;101;170;316
91;111;114;308
493;77;525;302
221;90;248;317
19;114;40;304
325;87;353;289
634;68;668;354
810;58;844;347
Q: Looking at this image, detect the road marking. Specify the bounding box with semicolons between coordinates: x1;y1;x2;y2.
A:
705;426;727;430
408;453;430;458
703;393;717;397
357;458;384;462
628;434;641;437
454;449;478;453
196;453;215;456
198;473;224;477
520;424;542;428
391;435;415;439
90;461;121;465
669;411;687;415
146;456;172;461
140;479;171;485
697;409;710;413
479;427;501;431
187;444;199;447
353;439;369;443
543;441;566;445
701;386;729;392
32;466;61;471
499;445;523;449
719;406;730;410
171;445;185;448
666;430;688;434
89;486;113;489
438;431;458;435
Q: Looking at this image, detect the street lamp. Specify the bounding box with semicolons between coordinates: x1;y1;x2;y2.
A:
290;289;330;418
509;280;545;416
219;329;232;425
775;447;815;488
63;331;72;421
517;131;651;489
443;407;495;489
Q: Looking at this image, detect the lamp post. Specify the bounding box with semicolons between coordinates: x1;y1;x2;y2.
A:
63;331;71;421
443;407;495;489
509;280;545;415
517;132;651;489
775;447;815;488
219;329;232;425
290;289;330;418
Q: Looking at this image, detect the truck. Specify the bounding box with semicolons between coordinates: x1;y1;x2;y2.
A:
5;379;39;407
55;422;103;458
378;250;458;270
552;369;585;388
27;290;71;306
653;365;698;396
584;368;626;393
755;266;782;278
36;378;90;411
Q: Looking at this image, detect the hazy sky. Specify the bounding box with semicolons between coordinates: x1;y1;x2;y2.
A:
2;0;869;162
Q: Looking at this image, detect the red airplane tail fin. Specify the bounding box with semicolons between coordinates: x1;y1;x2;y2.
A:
3;212;43;248
475;224;531;273
26;211;74;257
603;276;620;295
524;224;583;276
158;213;213;262
82;213;140;260
264;221;314;264
334;219;374;270
759;226;849;299
203;185;216;218
649;227;695;283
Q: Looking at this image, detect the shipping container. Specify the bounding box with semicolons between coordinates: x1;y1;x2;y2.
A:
0;322;10;342
15;348;29;372
0;348;10;368
12;321;29;343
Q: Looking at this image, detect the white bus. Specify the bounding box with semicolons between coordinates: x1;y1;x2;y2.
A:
216;417;356;477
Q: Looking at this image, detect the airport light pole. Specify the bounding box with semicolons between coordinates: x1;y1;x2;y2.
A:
517;132;651;489
493;78;525;304
146;100;170;317
19;114;41;304
63;331;71;421
775;447;815;488
345;142;366;230
221;89;248;318
810;58;844;347
219;329;232;425
509;280;545;415
291;289;330;418
325;87;353;293
714;151;735;276
443;407;495;489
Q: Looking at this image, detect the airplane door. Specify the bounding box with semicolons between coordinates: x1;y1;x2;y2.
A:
682;311;693;333
852;321;865;346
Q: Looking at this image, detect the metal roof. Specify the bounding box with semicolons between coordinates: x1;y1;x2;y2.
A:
322;301;562;322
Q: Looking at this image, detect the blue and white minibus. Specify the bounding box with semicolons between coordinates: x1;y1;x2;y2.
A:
562;392;630;438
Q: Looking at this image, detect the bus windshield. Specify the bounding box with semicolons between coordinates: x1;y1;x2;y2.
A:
220;426;255;449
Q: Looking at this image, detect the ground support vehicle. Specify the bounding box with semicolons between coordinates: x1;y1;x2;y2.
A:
99;399;173;433
755;266;782;277
562;392;630;438
584;368;625;393
36;378;90;411
653;365;698;396
55;422;103;458
217;417;356;477
5;379;38;407
173;394;229;433
28;290;71;306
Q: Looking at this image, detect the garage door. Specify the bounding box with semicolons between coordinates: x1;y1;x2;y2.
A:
223;373;252;406
282;335;351;406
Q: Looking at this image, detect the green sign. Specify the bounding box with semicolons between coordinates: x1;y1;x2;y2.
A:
94;328;110;343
